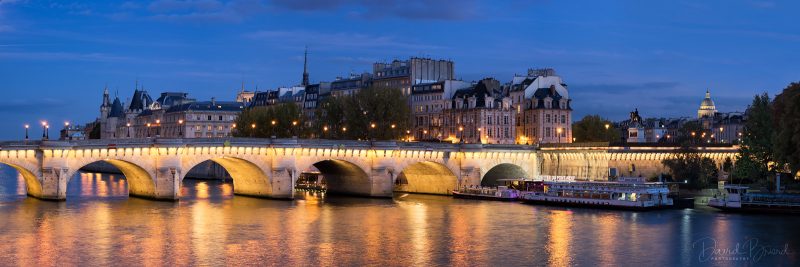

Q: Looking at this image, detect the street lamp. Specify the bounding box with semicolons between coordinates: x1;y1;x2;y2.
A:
323;125;328;139
406;130;411;142
178;119;184;138
24;124;29;140
458;126;464;143
292;120;298;137
271;120;276;137
146;123;151;138
557;127;563;143
604;124;610;130
126;123;131;138
251;123;256;138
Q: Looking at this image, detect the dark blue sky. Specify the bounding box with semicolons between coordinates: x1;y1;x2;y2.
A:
1;0;798;140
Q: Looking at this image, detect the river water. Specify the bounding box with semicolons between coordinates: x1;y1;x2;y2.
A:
0;166;798;266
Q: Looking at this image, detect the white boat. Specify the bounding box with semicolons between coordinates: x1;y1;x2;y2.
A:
452;186;520;201
708;185;800;214
520;181;673;210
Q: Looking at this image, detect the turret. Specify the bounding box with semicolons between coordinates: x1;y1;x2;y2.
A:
100;86;111;121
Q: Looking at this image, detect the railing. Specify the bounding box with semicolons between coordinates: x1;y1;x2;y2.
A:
0;137;540;152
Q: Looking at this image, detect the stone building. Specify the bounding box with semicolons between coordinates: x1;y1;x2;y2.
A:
372;57;454;96
509;68;573;144
410;80;472;141
330;73;372;98
441;78;515;144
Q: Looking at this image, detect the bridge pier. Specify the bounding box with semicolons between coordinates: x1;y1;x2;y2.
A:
368;167;394;198
30;167;69;201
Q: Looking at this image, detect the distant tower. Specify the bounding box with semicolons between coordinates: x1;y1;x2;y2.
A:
301;46;310;86
100;86;111;120
697;89;717;119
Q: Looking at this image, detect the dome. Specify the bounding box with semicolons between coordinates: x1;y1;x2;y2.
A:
697;90;717;118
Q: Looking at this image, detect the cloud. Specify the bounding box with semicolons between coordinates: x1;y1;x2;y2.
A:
0;98;69;113
145;0;268;23
244;30;442;51
0;51;193;65
572;82;681;93
270;0;480;20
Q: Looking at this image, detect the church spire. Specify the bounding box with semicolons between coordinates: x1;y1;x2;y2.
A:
301;46;309;86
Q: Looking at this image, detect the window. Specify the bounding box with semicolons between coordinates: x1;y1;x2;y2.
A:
545;127;551;137
488;116;492;125
208;115;212;121
219;116;223;121
504;116;509;125
207;125;212;131
545;114;551;123
561;115;566;124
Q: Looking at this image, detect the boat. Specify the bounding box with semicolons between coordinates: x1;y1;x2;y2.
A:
452;186;520;201
519;180;674;210
708;185;800;214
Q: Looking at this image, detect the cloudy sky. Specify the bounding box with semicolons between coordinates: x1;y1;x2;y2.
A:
0;0;798;140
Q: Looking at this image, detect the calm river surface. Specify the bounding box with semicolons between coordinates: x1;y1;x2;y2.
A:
1;166;799;266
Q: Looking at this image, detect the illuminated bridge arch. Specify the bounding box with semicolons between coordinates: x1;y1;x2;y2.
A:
481;163;531;187
395;161;458;195
181;157;273;198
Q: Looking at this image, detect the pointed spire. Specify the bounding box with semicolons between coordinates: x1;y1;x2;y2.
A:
301;46;310;86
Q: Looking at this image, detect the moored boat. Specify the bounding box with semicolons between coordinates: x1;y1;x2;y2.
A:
708;185;800;214
452;186;520;201
520;180;673;210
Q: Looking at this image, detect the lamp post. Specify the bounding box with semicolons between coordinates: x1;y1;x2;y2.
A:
370;122;376;141
271;120;277;138
251;123;256;138
24;124;29;141
292;120;298;138
126;123;131;138
405;130;410;142
178;119;184;138
147;123;151;138
323;126;328;139
155;119;161;137
557;127;563;143
458;126;464;144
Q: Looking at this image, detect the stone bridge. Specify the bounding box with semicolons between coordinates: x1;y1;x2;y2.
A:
0;138;539;201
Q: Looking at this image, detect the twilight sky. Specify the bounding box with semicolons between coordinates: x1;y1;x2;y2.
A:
0;0;798;140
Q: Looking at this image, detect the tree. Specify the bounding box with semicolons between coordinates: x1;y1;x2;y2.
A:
233;103;307;138
733;93;774;183
772;82;800;177
662;146;718;189
571;115;619;143
316;86;410;140
88;122;101;139
674;120;704;145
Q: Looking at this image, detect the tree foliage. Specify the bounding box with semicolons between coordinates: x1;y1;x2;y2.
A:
733;93;774;182
662;146;718;189
316;86;410;140
772;82;800;177
674;120;705;145
571;115;619;143
233;103;307;138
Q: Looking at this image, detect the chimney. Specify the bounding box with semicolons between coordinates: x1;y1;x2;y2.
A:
211;97;216;106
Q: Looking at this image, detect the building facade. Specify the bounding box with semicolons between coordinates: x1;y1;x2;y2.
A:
373;58;454;96
441;78;515;144
410;80;472;140
510;69;573;144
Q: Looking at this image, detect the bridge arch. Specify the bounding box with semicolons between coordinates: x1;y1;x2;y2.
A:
69;159;157;198
299;159;375;196
481;163;530;187
0;162;42;197
181;157;273;198
395;161;457;195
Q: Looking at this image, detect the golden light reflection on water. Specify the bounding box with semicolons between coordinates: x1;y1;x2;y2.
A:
16;172;25;195
405;202;429;265
548;210;574;266
2;169;800;266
